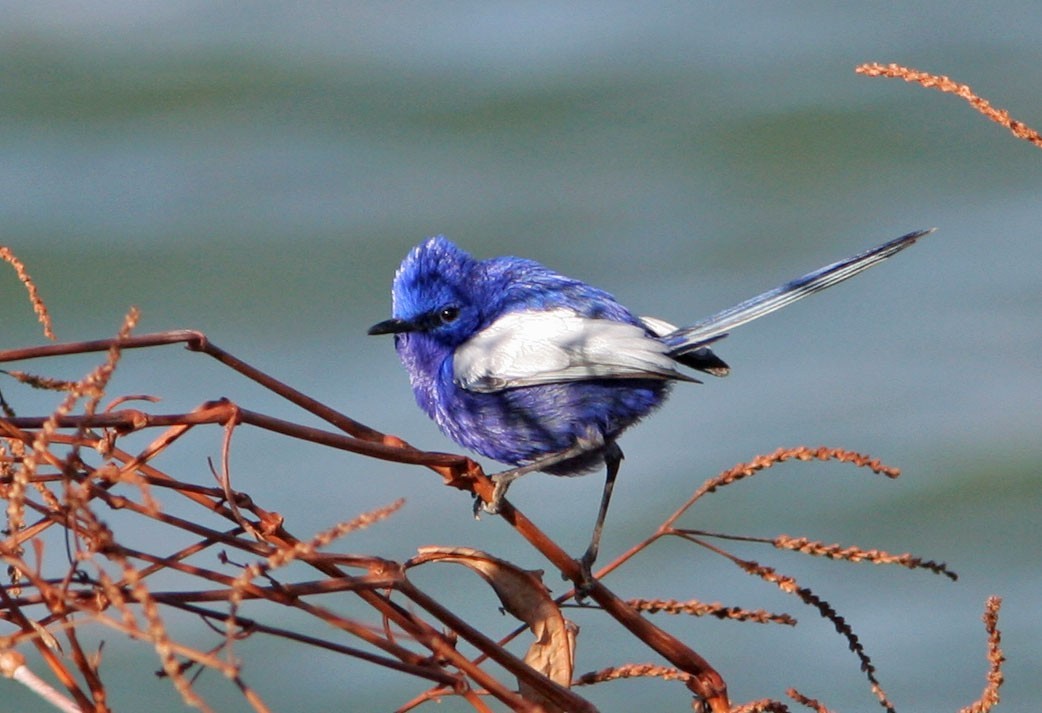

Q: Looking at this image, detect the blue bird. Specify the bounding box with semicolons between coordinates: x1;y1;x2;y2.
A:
369;229;933;576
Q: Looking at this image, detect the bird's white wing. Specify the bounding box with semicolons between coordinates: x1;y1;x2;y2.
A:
454;308;692;393
638;315;679;337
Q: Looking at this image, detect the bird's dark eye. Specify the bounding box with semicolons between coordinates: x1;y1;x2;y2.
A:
439;306;460;324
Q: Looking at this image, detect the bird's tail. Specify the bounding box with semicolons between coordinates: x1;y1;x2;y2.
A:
664;228;935;359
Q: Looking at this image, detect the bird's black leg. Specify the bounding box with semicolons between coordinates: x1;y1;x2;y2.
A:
578;441;623;589
475;431;605;516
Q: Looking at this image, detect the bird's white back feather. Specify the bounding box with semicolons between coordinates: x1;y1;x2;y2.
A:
454;308;687;392
638;315;679;337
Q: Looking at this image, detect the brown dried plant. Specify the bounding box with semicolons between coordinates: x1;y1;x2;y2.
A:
0;258;1006;713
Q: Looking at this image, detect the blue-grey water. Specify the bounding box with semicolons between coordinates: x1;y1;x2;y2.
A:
1;4;1039;712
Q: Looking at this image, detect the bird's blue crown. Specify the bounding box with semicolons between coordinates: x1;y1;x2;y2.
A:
392;236;473;317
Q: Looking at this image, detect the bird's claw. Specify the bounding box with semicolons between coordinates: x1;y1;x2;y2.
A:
472;474;510;517
566;551;598;603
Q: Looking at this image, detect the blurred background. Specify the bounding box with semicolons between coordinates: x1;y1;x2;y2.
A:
1;3;1039;711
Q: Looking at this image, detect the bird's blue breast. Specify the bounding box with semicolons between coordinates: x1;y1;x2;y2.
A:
409;342;670;473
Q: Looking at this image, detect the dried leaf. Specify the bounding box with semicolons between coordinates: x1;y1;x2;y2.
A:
29;619;63;653
414;546;575;707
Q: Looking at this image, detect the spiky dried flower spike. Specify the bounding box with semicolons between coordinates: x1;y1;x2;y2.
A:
0;247;55;340
959;596;1004;713
264;498;406;570
857;62;1042;149
773;535;958;581
629;597;796;626
693;446;899;501
787;688;835;713
5;307;146;537
730;698;791;713
738;561;895;713
573;662;692;686
2;371;79;393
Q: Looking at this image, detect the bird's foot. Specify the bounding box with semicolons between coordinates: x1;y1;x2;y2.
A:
566;549;599;603
472;471;513;517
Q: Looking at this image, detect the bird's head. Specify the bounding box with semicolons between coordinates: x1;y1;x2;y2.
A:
368;236;484;349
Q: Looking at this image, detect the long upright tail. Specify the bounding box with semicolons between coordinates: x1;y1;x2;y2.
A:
665;228;935;358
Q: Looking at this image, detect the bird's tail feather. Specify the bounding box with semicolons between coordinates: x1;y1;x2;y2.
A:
665;228;935;356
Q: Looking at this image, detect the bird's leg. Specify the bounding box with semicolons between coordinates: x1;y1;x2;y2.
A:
475;431;605;516
579;441;623;584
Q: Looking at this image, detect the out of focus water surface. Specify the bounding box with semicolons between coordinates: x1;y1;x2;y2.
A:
2;4;1039;712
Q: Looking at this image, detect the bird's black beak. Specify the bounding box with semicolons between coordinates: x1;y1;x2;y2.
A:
367;317;417;336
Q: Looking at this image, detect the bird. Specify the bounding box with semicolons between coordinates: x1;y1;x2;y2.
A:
369;228;933;579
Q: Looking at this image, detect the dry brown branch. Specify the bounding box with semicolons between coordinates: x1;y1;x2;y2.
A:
857;62;1042;148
